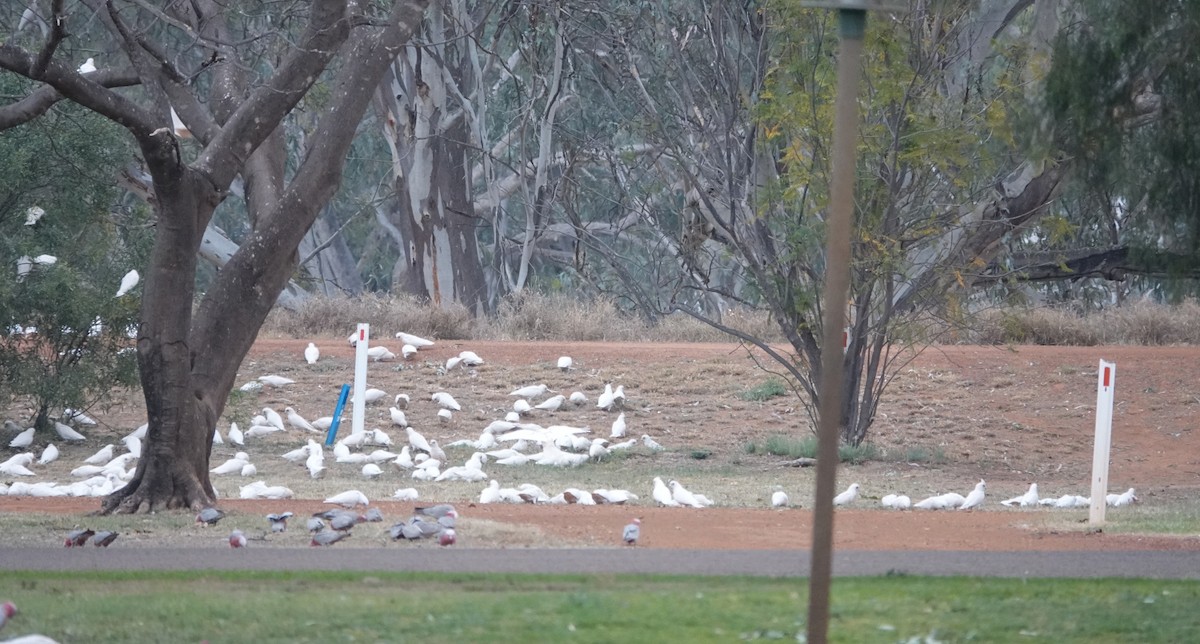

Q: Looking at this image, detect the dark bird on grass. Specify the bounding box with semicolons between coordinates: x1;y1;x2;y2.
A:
64;528;94;548
229;530;247;548
306;517;326;533
310;529;351;547
91;531;119;547
414;503;456;519
266;512;294;533
364;507;385;523
196;507;225;526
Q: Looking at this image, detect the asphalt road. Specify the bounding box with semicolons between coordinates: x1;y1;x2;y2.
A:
2;547;1198;579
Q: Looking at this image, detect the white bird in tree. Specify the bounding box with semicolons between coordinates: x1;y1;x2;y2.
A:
510;384;548;398
623;518;641;545
958;480;986;511
170;107;192;138
458;350;483;366
833;483;860;506
394;332;434;348
78;57;97;73
771;488;789;508
610;413;627;438
1001;483;1039;508
652;476;680;507
285;407;319;433
304;343;320;365
512;399;532;415
569;391;587;405
432;392;461;411
305;449;325;479
33;255;56;265
114;270;139;297
641;434;664;451
24;205;45;226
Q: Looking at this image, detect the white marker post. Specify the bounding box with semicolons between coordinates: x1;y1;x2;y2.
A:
1089;359;1116;526
352;323;369;435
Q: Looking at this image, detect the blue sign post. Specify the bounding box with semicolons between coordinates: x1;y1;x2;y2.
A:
324;384;352;447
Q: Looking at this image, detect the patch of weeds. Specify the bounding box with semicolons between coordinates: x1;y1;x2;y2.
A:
742;442;758;454
898;445;947;464
763;434;818;458
837;442;879;464
224;389;256;426
739;378;788;402
689;449;712;460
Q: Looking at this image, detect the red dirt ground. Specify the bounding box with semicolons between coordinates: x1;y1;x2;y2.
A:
5;340;1199;552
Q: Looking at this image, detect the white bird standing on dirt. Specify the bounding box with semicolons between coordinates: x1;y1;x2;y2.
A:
833;483;860;506
1001;483;1039;508
8;427;34;448
405;427;432;454
324;489;369;508
285;407;319;433
304;343;320;364
38;444;59;465
569;391;587;405
258;374;295;387
262;407;285;431
641;434;664;451
401;344;418;359
610;413;627;438
54;421;86;441
114;269;139;297
881;493;912;509
511;384;548;399
432;392;461;411
597;384;616;411
958;480;986;510
83;444;114;465
771;488;789;508
228;422;244;446
535;394;566;412
211;453;249;475
652;476;680;507
395;331;434;348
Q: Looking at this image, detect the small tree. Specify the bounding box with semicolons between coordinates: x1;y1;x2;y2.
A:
0;78;143;432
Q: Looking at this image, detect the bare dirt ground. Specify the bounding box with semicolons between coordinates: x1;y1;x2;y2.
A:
4;339;1200;552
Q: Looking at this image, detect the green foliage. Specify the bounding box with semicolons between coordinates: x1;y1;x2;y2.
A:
752;434;879;463
0;74;144;429
738;378;788;401
7;571;1200;642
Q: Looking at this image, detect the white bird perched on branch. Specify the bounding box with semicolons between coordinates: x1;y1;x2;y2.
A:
1001;483;1039;508
78;57;96;73
262;407;285;431
114;270;139;297
669;480;709;508
304;343;320;365
395;332;434;348
833;483;860;506
641;434;664;451
228;422;244;446
597;384;615;411
535;394;565;412
958;480;986;510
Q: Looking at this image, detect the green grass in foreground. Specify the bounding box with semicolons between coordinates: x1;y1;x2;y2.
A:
0;571;1197;643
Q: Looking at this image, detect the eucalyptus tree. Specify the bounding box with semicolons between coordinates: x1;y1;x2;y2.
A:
0;0;429;512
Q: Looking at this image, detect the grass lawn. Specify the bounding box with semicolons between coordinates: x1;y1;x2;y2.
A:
1;571;1197;642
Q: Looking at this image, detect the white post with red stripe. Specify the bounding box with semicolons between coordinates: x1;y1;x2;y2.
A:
1089;359;1116;526
352;323;369;435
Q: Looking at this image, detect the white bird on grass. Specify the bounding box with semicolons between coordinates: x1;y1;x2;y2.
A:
428;439;447;462
392;487;419;501
771;488;789;508
881;494;912;509
569;391;587;405
432;392;461;411
438;409;453;423
212;427;224;444
114;270;139;297
367;346;395;362
228;422;244;446
958;480;986;510
238;381;264;393
589;438;609;462
833;483;860;506
641;434;664;451
8;427;34;448
262;408;285;431
1001;483;1039;508
362;463;383;479
535;395;566;412
597;384;616;411
389;407;408;427
401;344;418;359
258;374;295;387
312;417;334;431
324;489;369;508
304;343;320;365
54;421;86;441
610;413;627;438
652;476;680;507
38;444;59;465
557;356;573;371
285;407;319;433
305;450;325;479
1107;488;1138;507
